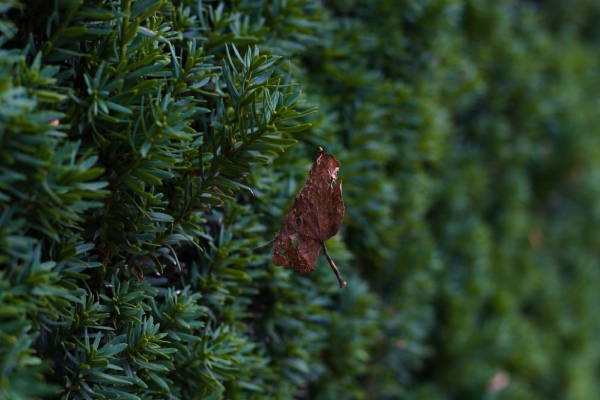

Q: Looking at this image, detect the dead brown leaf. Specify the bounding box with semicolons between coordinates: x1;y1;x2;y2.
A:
272;148;346;288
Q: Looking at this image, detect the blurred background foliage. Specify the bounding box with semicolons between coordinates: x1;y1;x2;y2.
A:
2;0;600;399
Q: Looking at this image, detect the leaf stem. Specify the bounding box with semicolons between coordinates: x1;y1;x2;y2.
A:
321;242;346;289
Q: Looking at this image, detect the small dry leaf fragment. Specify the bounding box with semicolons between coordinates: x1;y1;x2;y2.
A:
487;371;510;393
273;148;346;288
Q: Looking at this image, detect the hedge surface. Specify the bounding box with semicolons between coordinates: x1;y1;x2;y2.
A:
2;0;600;399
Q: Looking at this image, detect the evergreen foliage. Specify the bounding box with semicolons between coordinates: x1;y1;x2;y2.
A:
2;0;600;399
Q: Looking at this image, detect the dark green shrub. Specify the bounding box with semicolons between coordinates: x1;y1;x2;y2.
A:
2;0;600;399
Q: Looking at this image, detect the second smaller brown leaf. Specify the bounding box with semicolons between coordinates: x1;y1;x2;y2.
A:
273;148;346;288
